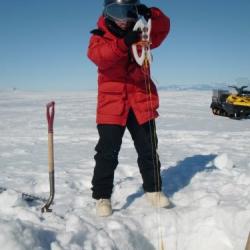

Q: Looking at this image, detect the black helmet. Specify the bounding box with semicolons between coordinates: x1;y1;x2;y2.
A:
104;0;140;6
104;0;140;22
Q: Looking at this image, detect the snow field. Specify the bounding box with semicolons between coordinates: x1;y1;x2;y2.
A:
0;90;249;250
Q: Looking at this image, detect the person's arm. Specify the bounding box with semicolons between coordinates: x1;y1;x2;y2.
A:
87;35;128;70
150;7;170;49
87;29;142;70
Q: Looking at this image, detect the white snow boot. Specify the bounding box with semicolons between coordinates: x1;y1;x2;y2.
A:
96;199;112;217
145;192;170;208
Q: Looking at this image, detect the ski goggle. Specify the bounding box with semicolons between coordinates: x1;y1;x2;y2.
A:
104;3;139;22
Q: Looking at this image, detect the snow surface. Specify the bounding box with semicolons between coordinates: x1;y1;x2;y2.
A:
0;90;249;250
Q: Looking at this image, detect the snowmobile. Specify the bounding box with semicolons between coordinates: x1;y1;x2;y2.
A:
210;85;250;119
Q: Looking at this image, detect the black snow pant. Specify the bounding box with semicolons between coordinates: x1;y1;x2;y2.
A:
91;110;162;199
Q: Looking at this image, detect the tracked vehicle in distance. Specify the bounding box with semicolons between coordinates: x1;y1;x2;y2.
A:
210;85;250;119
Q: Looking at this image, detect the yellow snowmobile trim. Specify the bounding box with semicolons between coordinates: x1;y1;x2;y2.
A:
226;94;250;107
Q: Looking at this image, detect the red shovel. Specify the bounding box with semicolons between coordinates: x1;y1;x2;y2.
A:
41;101;55;213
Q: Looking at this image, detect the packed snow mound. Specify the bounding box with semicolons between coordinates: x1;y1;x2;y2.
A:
0;189;24;208
213;153;234;170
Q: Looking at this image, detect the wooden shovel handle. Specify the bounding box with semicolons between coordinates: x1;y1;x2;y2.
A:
47;102;55;133
246;232;250;250
46;101;55;173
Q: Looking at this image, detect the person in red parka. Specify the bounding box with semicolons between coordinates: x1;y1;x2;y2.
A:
87;0;170;217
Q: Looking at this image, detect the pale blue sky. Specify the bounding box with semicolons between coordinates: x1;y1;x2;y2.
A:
0;0;249;91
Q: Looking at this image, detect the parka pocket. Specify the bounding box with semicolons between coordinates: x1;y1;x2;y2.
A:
98;82;125;115
134;84;159;112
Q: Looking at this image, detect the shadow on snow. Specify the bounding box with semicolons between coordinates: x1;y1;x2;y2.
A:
162;154;217;197
121;154;217;209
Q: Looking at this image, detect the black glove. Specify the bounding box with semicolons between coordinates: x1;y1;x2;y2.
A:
137;4;151;21
124;30;141;47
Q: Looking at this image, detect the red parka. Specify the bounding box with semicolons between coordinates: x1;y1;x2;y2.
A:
87;7;170;126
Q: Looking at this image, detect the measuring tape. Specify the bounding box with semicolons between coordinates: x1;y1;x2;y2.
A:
132;16;152;67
